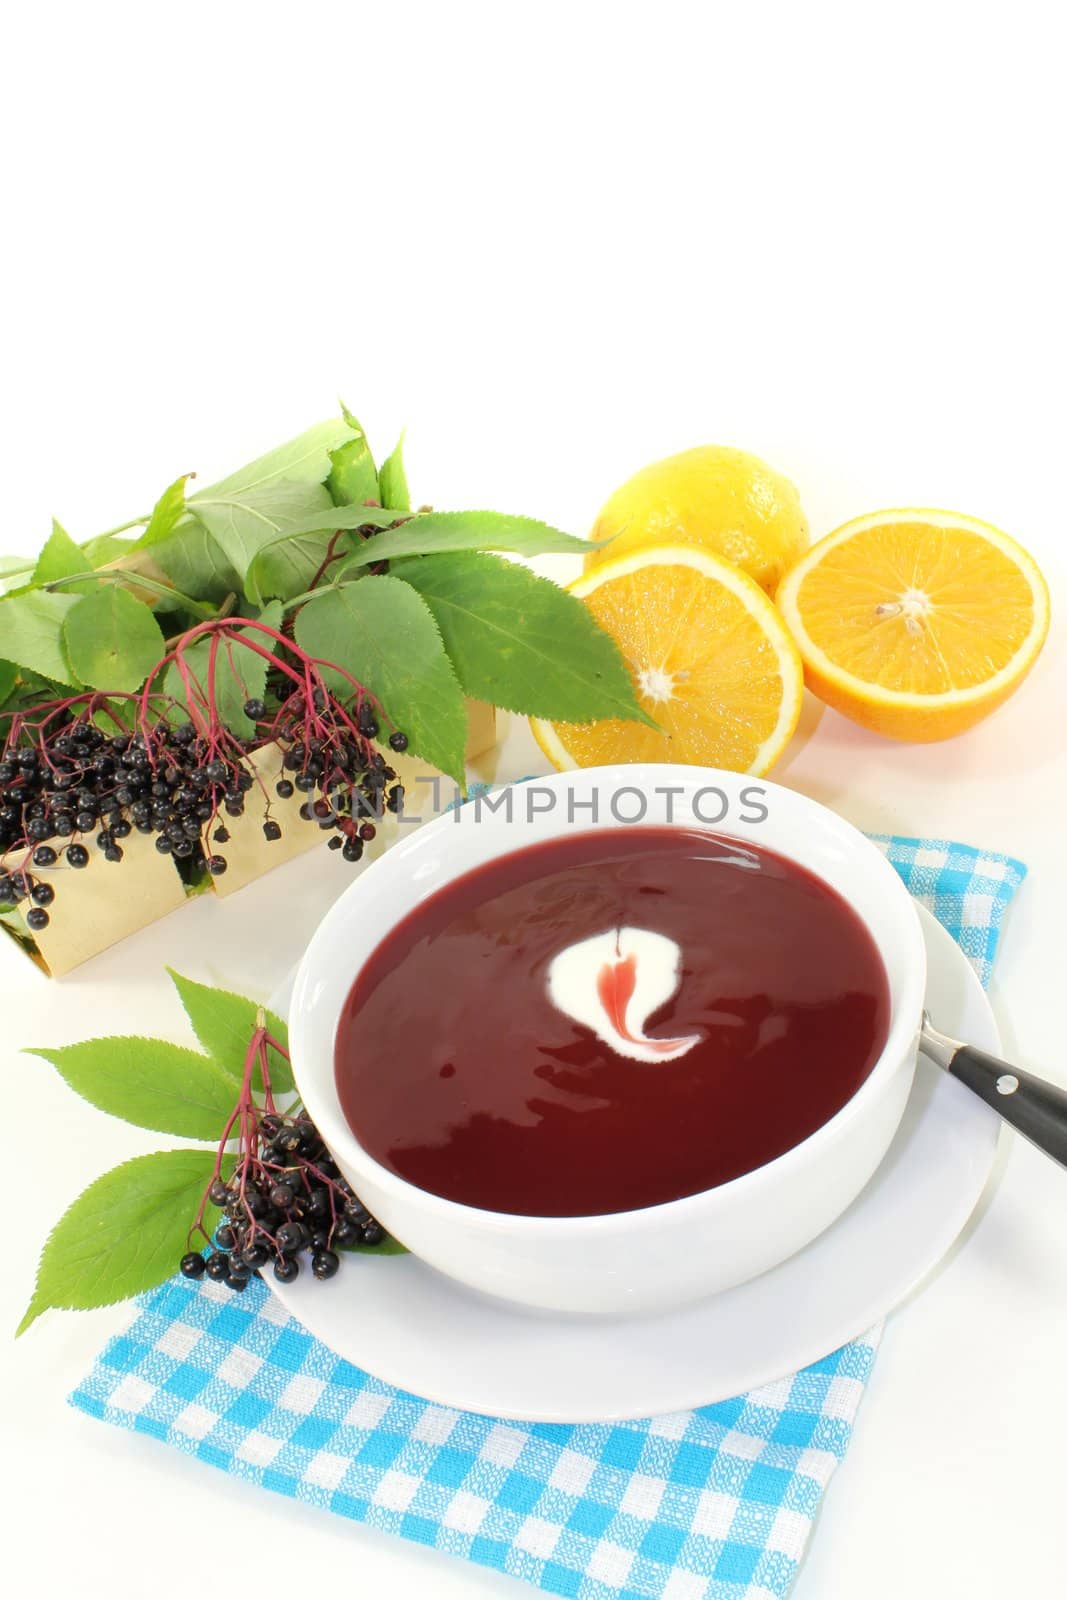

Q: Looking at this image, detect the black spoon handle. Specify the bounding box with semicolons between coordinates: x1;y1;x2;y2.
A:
922;1018;1067;1169
948;1048;1067;1169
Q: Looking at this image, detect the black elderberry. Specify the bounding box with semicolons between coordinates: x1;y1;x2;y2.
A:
180;1252;206;1279
328;836;342;850
359;823;376;841
53;813;75;836
26;816;53;841
32;845;57;867
206;855;228;875
208;1178;232;1207
307;1187;331;1218
260;1114;284;1139
215;1224;237;1251
205;760;227;782
342;839;364;863
155;836;173;853
331;1218;360;1247
275;779;294;799
105;846;124;863
276;1128;303;1155
386;785;403;814
243;698;266;721
294;772;316;792
263;820;282;842
111;818;131;839
204;1252;230;1282
240;1241;270;1270
311;1250;340;1281
388;730;409;752
213;826;230;843
361;1221;385;1246
30;881;55;906
66;844;89;868
343;1197;369;1224
226;1271;250;1292
276;1220;308;1254
26;907;50;932
269;1183;295;1209
273;1256;300;1284
310;1228;331;1253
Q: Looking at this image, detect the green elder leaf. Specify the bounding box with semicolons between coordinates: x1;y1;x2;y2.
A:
272;505;407;539
327;405;378;507
27;1037;238;1140
137;474;194;548
33;519;94;589
151;517;242;603
198;417;357;499
81;533;139;568
245;530;356;606
0;660;15;704
189;479;335;583
0;555;34;595
398;552;655;725
335;510;595;573
295;577;468;786
165;602;281;737
0;591;80;684
17;1149;220;1334
167;969;293;1094
63;587;165;692
378;432;411;512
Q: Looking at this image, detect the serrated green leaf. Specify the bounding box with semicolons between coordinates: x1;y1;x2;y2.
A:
17;1149;219;1334
335;510;595;573
137;474;193;549
151;517;242;603
327;406;378;507
378;432;411;512
167;969;292;1094
0;591;80;684
398;552;655;725
33;519;95;589
295;578;468;786
165;602;281;737
273;505;407;539
0;659;15;704
62;587;165;692
81;533;138;569
245;530;355;606
197;417;357;499
190;480;335;582
0;555;34;595
28;1037;238;1139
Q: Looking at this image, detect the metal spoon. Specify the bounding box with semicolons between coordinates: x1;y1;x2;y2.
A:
920;1011;1067;1168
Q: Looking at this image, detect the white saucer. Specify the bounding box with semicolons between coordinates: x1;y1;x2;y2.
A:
271;903;1001;1422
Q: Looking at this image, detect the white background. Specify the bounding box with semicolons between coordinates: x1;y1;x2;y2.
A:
3;4;1066;1597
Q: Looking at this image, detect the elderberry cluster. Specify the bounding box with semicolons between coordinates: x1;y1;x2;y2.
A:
271;696;406;865
0;696;407;930
180;1113;385;1290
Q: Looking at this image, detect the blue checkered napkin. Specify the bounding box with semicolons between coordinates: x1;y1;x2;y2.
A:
70;836;1025;1600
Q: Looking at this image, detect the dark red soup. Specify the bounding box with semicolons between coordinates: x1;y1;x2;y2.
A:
335;828;890;1217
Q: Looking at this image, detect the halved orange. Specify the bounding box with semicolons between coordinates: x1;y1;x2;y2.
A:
777;509;1051;742
530;546;804;774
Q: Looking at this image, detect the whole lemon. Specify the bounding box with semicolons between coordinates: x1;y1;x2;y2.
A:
587;445;809;594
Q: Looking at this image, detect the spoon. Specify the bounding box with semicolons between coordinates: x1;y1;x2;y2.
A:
920;1011;1067;1168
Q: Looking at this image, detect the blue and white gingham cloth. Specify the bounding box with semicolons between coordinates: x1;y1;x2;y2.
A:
71;834;1025;1600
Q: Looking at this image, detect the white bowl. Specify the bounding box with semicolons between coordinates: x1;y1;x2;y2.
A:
289;765;926;1315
